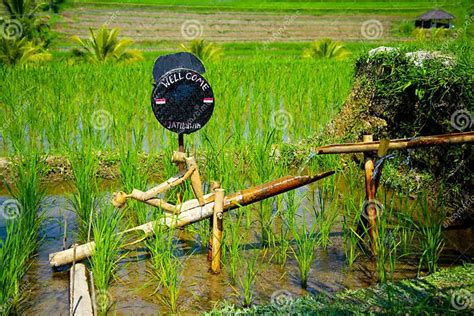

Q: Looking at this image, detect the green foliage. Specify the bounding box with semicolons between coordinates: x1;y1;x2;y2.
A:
303;38;351;60
71;26;143;63
180;39;223;62
0;37;51;65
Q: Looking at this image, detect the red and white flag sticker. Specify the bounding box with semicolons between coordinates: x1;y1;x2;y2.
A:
155;98;166;105
203;98;214;104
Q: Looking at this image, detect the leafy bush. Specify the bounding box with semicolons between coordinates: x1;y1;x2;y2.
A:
0;37;51;65
71;26;143;63
179;39;223;62
302;38;351;60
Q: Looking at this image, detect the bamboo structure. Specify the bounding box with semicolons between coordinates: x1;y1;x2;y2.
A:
211;189;224;274
315;131;473;255
315;131;474;154
49;171;334;267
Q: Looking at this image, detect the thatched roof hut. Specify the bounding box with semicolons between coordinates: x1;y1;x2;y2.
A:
415;9;455;28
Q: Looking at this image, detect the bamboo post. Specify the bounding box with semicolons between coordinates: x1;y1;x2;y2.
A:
208;181;221;262
363;135;378;255
211;189;225;274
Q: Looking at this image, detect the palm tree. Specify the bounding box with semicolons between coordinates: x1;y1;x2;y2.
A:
302;38;351;60
180;39;223;62
0;37;52;65
71;26;143;63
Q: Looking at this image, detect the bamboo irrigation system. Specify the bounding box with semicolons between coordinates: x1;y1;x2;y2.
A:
49;171;334;267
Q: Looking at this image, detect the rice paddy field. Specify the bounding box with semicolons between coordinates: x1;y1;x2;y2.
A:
1;0;473;315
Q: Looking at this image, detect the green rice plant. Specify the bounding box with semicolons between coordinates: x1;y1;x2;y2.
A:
146;221;182;313
118;139;150;225
274;190;304;266
341;193;364;268
374;195;400;282
395;191;415;256
90;201;124;315
291;209;319;288
68;147;98;243
406;191;446;275
0;153;46;314
223;211;244;284
237;253;260;308
314;187;338;250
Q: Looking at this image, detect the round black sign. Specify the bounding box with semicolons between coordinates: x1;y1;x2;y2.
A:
151;68;214;134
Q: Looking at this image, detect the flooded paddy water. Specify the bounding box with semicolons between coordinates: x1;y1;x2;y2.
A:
0;176;471;315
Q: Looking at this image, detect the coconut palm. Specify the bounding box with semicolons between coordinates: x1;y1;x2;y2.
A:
0;37;51;65
302;38;351;60
180;39;223;62
71;26;143;63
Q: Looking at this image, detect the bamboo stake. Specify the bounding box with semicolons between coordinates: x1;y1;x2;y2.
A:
49;172;334;267
363;135;378;255
316;131;474;154
211;189;224;274
208;181;221;262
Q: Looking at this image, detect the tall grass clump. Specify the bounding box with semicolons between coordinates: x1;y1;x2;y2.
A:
90;201;124;315
69;147;98;243
0;154;46;314
292;210;319;288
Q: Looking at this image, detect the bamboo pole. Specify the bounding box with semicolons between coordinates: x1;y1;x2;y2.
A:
315;131;474;155
70;263;93;316
363;135;378;255
49;172;334;267
211;189;224;274
208;181;221;262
